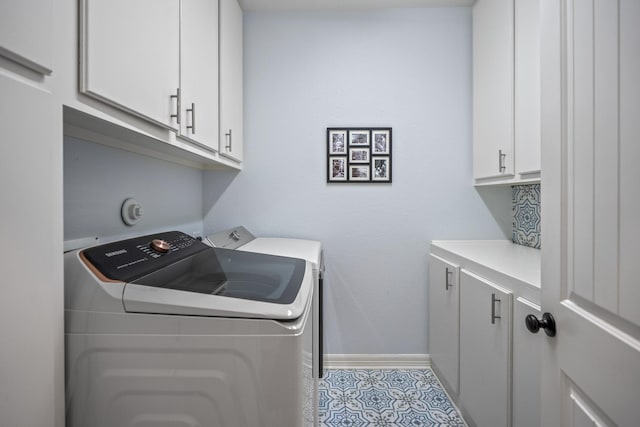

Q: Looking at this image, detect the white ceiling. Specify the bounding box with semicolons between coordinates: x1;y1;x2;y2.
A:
238;0;475;11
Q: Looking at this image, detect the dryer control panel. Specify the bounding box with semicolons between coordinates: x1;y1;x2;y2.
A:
82;231;209;282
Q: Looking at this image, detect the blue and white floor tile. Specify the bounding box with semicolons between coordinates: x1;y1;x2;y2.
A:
319;369;466;427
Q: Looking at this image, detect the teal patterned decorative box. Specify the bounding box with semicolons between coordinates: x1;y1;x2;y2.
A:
512;184;541;249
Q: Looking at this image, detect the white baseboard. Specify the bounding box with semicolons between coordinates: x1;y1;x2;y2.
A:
324;354;431;370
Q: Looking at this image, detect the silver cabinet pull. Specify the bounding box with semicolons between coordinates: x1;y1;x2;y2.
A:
187;103;195;134
498;149;506;173
170;88;180;124
445;267;453;290
225;129;232;151
491;293;501;324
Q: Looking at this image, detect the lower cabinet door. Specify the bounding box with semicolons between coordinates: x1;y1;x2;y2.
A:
459;269;512;427
512;297;541;427
428;254;460;397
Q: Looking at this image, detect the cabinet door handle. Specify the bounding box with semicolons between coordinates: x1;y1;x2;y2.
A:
498;149;506;173
225;129;233;151
187;103;196;134
491;293;501;324
445;268;453;290
170;88;181;125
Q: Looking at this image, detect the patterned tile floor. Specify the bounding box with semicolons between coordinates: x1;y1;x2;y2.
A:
319;369;466;427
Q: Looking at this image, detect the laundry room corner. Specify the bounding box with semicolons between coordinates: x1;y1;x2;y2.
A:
202;8;510;360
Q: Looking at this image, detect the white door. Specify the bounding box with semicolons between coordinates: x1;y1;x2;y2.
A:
540;0;640;426
0;73;63;427
0;0;53;74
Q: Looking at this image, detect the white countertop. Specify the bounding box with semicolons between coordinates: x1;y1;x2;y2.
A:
431;240;541;289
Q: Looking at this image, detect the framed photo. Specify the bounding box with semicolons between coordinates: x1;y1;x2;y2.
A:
326;127;392;183
328;157;347;181
349;165;370;181
372;130;390;154
349;130;370;146
328;130;347;154
372;157;391;181
349;148;369;163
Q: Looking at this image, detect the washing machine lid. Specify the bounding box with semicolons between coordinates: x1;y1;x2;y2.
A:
122;247;312;320
239;238;322;269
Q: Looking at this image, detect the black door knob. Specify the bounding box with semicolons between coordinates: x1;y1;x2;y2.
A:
525;312;556;337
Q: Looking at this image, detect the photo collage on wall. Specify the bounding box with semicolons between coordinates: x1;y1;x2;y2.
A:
327;128;392;183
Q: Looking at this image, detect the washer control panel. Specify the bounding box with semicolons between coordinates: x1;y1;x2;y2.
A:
82;231;209;282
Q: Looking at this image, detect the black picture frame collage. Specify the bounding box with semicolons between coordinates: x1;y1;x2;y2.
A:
326;127;392;183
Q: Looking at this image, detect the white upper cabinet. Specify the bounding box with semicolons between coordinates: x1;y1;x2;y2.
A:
513;0;541;177
76;0;243;169
80;0;180;131
179;0;219;151
0;0;53;75
473;0;541;185
473;0;514;181
219;0;243;163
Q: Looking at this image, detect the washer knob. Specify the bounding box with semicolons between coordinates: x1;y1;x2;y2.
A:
150;239;171;253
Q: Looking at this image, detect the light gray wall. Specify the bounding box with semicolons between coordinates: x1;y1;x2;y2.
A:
64;136;204;243
204;8;510;355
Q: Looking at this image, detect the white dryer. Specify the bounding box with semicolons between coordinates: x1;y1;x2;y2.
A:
64;231;316;427
206;226;324;379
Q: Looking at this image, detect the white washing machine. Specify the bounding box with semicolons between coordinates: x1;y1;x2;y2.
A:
64;230;315;427
206;226;324;381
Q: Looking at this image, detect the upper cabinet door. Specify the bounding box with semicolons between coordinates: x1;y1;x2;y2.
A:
0;0;53;75
514;0;541;176
473;0;515;180
179;0;219;151
80;0;180;130
219;0;243;163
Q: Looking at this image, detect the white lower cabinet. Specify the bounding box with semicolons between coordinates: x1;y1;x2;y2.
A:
428;241;541;427
459;270;512;427
428;255;460;397
512;297;541;427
